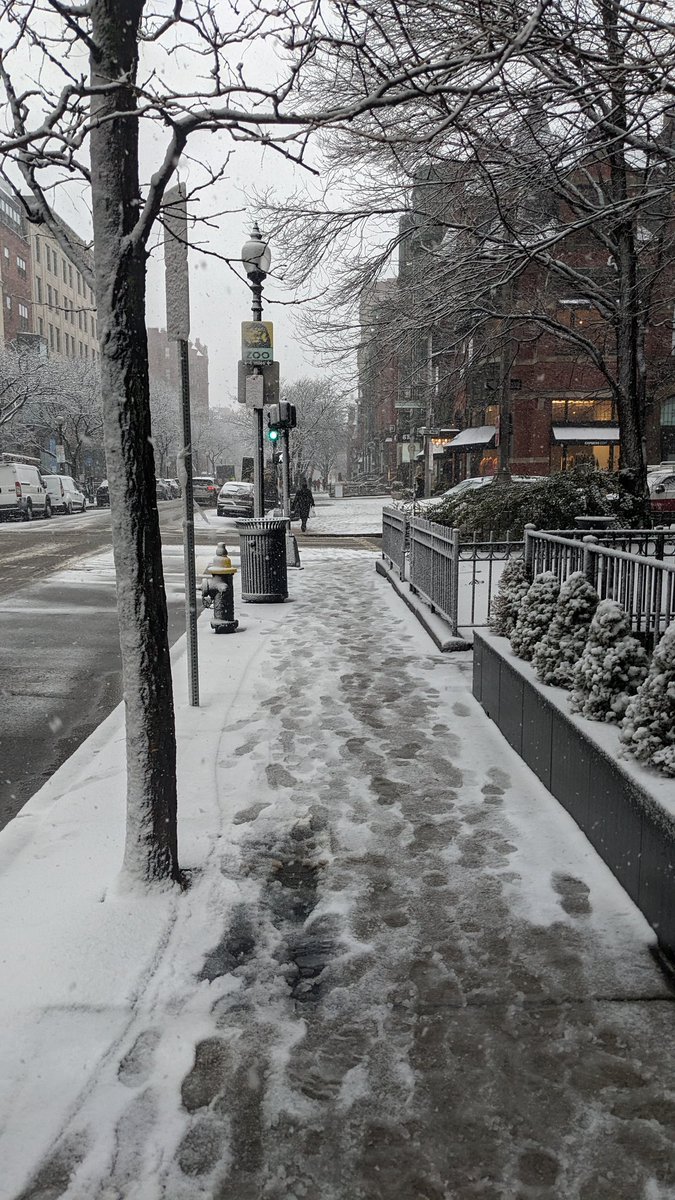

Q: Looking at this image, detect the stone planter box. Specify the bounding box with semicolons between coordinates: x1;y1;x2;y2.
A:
473;630;675;964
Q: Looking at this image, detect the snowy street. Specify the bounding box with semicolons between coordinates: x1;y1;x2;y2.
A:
1;549;673;1200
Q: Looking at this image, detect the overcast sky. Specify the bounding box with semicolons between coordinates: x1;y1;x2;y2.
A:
3;7;336;412
144;140;326;411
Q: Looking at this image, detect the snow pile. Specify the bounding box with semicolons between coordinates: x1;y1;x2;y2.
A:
532;571;599;688
621;620;675;775
489;559;529;636
570;600;648;722
510;571;560;661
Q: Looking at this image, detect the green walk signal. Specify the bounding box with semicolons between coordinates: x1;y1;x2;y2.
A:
267;426;279;442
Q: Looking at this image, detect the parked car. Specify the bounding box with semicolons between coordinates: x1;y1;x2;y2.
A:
649;469;675;516
0;460;51;520
193;475;219;506
96;480;110;507
155;478;171;501
43;474;87;514
163;478;181;498
217;481;255;517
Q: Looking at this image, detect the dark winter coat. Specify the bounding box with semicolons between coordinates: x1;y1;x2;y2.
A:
294;485;315;519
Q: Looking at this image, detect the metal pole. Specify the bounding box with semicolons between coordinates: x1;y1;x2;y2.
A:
179;338;199;707
281;424;291;517
251;279;265;519
253;400;264;518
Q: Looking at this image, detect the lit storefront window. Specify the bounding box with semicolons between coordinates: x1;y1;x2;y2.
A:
551;397;615;422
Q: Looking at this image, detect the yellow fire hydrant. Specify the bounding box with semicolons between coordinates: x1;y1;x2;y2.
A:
201;542;239;634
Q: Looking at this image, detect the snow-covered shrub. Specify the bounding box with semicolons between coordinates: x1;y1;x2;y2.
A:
570;600;648;721
620;621;675;775
510;571;560;661
532;571;598;687
489;559;530;636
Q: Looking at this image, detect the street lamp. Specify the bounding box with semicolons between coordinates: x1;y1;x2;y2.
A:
241;223;271;322
241;223;272;517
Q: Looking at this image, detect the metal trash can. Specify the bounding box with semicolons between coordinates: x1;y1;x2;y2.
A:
235;518;288;602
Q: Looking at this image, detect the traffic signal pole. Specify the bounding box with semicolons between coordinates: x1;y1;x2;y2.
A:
253;380;265;518
281;424;291;518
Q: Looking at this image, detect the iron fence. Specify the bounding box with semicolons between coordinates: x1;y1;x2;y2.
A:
381;509;675;641
408;516;460;633
525;528;675;645
382;506;407;579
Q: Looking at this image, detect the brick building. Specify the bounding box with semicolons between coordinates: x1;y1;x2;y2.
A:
357;152;675;490
147;327;209;416
26;220;99;360
0;186;33;345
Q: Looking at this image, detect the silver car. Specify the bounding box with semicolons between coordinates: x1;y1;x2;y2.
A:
217;481;254;517
192;475;218;506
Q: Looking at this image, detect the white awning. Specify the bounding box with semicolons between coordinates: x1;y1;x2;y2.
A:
447;425;497;450
552;425;620;444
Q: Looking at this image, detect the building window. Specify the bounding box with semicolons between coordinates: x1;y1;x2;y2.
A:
35;237;40;263
79;340;83;357
84;343;88;358
76;271;81;294
551;397;614;423
45;245;51;272
36;276;42;303
49;323;54;349
38;316;43;335
54;289;59;310
16;255;26;277
18;302;29;330
92;348;96;362
3;246;8;262
661;397;675;425
55;328;60;353
78;310;83;330
68;264;73;287
5;294;11;310
62;260;67;282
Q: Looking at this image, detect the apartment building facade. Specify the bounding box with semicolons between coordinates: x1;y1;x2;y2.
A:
26;221;99;361
0;186;33;345
147;327;209;415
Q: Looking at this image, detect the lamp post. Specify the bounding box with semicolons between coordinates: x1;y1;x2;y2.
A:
242;224;272;517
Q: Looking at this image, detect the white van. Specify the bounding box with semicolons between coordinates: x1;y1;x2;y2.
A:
0;461;51;521
43;474;87;514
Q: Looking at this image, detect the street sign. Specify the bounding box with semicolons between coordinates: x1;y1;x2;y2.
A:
164;184;190;341
241;321;273;365
245;373;264;408
237;360;280;406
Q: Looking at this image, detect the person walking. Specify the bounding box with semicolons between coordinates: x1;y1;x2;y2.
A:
294;478;315;532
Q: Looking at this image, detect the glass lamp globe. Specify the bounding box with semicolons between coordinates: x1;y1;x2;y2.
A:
241;223;271;276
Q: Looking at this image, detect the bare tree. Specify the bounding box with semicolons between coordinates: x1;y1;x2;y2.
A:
261;0;675;507
282;378;352;486
0;345;55;430
0;0;555;883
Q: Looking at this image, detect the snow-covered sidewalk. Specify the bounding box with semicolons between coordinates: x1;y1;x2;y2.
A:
2;548;674;1200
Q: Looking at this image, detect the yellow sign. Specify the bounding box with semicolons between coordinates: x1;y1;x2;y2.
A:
241;321;273;364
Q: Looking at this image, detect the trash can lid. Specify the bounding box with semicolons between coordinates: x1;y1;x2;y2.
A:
236;517;288;531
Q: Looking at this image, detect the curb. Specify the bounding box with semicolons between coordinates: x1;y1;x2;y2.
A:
375;558;471;653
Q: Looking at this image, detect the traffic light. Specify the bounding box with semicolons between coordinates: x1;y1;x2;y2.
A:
278;401;297;429
267;405;281;441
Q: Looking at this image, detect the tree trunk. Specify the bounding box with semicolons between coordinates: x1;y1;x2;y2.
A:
89;0;180;884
